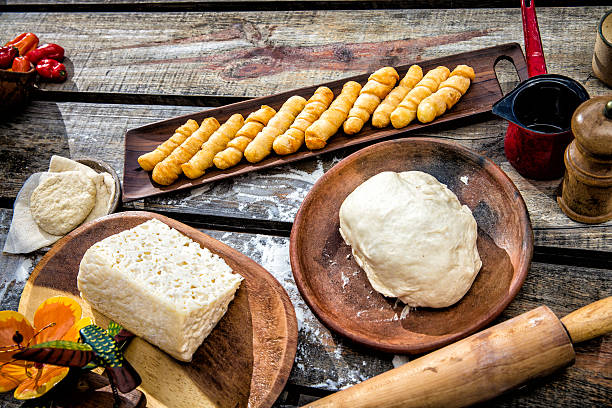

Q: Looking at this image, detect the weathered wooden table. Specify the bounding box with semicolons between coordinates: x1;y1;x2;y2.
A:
1;1;611;407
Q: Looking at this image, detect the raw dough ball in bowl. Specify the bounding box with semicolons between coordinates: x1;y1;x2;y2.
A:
339;171;482;308
30;171;96;236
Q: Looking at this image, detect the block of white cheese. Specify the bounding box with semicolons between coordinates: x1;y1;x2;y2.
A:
77;218;243;362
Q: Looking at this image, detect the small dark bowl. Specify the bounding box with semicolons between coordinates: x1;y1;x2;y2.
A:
0;68;37;114
75;157;122;214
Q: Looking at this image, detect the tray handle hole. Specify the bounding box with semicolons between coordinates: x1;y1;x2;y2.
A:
494;56;521;96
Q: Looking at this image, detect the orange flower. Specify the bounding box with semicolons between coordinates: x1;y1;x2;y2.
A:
0;296;92;400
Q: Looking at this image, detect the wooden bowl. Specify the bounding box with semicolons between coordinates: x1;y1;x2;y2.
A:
0;67;36;114
75;157;122;214
290;138;533;354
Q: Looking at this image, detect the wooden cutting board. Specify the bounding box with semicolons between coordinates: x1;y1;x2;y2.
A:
19;211;298;408
123;42;527;202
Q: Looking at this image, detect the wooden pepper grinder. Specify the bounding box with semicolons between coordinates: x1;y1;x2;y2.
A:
558;96;612;223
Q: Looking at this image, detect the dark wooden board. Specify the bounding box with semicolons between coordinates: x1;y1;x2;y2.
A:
17;211;297;408
291;138;533;353
122;43;527;202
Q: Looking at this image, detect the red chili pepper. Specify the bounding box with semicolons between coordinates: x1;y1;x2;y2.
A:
0;46;18;69
5;33;39;56
36;58;67;82
25;43;65;64
11;56;32;72
5;33;27;46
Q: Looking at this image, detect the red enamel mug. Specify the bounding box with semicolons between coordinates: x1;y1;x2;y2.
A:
492;0;589;180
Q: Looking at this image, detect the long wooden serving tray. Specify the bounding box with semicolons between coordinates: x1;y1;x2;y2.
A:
123;43;527;202
19;211;298;408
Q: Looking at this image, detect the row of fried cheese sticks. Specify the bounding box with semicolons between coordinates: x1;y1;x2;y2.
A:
138;64;475;185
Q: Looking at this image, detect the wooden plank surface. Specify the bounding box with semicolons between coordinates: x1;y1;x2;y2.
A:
0;7;609;99
1;0;597;7
1;4;610;408
1;101;610;252
0;208;609;407
1;7;610;252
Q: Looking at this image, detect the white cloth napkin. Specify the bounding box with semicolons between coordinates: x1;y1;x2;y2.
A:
3;156;115;254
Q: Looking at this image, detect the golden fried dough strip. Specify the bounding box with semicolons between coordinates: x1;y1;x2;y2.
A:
181;114;245;179
343;67;399;134
417;65;475;123
273;87;334;155
213;105;276;170
372;65;423;128
244;96;307;163
305;81;362;150
390;66;450;129
151;117;220;185
138;119;199;171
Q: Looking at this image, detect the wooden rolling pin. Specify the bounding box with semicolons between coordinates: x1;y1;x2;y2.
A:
304;297;612;408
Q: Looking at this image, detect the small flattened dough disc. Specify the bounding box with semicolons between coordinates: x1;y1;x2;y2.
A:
30;171;96;235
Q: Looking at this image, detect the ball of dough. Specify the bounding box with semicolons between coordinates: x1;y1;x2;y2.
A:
30;172;96;236
339;171;482;308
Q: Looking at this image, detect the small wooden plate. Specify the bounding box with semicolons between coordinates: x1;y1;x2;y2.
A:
122;43;527;202
19;211;297;408
290;138;533;354
75;157;121;213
